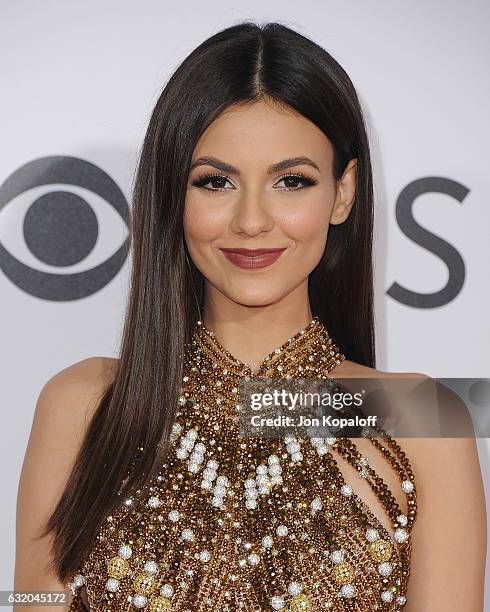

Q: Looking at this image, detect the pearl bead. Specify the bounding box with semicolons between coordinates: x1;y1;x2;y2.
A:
144;560;158;574
330;549;344;564
247;553;260;565
311;497;323;511
268;463;282;476
132;594;148;608
271;595;285;609
168;510;180;522
147;496;161;508
288;582;303;596
394;528;409;544
72;575;85;588
401;480;414;493
340;484;353;496
160;584;174;597
105;578;119;592
339;583;356;598
117;544;132;559
381;590;393;602
378;562;392;576
181;528;194;541
365;528;379;542
397;514;408;526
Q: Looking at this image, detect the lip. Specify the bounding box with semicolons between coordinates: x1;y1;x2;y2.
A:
219;247;287;269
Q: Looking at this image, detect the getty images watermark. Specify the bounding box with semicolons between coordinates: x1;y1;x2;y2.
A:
247;385;377;430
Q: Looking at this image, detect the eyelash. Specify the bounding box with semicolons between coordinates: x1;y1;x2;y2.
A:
191;171;318;193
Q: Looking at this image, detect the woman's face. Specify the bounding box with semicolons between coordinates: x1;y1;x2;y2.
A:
184;98;356;309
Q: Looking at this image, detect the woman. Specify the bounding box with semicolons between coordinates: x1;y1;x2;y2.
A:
15;21;486;612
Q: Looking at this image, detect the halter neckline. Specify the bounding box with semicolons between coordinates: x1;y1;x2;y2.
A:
192;316;327;376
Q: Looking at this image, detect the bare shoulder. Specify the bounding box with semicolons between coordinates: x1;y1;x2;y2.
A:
46;355;119;405
46;354;119;394
35;356;119;441
333;358;428;379
14;356;119;595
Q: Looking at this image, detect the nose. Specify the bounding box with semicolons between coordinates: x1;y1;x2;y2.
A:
230;190;274;236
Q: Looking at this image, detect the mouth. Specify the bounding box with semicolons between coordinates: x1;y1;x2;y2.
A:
219;247;287;270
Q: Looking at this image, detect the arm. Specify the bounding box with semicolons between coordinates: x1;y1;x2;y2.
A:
14;357;113;612
404;436;486;611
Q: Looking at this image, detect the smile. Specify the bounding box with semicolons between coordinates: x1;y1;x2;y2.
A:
219;248;287;269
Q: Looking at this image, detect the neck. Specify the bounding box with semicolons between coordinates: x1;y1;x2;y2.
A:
201;292;313;374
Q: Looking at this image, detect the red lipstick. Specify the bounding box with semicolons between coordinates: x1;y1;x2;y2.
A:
219;247;287;269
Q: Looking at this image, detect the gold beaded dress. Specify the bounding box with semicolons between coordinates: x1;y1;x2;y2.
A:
67;316;417;612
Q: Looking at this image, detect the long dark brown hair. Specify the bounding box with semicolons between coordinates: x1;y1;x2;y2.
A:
42;20;375;582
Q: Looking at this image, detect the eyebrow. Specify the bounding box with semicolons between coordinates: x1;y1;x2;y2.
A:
189;156;321;175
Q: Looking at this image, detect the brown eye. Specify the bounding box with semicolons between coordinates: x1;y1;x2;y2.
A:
275;173;318;190
192;174;234;191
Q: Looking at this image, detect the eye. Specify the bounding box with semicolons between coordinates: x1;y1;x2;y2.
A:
274;172;318;190
191;173;235;192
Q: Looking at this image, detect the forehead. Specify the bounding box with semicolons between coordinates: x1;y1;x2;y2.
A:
192;99;333;171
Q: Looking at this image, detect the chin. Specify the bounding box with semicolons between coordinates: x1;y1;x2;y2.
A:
224;287;285;308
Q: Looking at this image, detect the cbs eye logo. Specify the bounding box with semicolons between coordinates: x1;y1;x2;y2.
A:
0;156;130;301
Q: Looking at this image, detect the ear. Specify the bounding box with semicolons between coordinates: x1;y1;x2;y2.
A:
330;158;358;225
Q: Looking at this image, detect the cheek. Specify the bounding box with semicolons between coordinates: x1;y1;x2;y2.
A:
183;195;226;247
281;194;332;247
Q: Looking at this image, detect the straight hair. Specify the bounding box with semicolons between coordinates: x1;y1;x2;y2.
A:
41;20;375;581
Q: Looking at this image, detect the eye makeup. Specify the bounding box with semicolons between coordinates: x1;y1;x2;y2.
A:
190;171;318;193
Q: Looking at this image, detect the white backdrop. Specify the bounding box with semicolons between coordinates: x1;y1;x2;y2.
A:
1;0;489;607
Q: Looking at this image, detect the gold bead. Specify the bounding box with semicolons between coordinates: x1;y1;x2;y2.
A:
133;572;157;596
288;594;311;610
369;539;393;562
148;596;172;611
107;556;129;579
332;561;354;584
